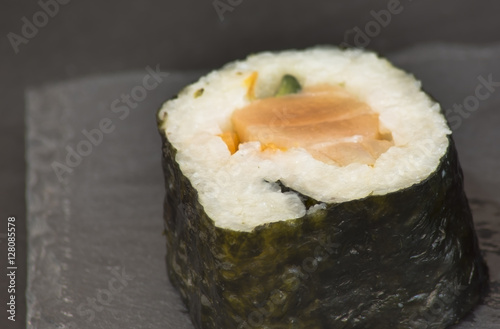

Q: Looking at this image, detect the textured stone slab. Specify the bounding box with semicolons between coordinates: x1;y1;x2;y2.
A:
26;44;500;328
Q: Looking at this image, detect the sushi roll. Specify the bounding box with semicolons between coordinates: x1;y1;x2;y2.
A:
157;47;488;329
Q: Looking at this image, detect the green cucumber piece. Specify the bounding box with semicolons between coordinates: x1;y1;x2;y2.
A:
274;74;302;97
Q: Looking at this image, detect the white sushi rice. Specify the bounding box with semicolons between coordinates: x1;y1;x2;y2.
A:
158;47;451;232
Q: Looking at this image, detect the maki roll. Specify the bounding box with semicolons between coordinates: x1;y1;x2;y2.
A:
157;47;488;329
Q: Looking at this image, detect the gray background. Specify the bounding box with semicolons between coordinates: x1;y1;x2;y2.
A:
2;1;500;328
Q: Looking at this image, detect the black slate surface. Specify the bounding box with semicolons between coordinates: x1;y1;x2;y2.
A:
26;44;500;328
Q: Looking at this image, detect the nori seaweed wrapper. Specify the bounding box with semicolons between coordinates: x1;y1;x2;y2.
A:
159;121;488;328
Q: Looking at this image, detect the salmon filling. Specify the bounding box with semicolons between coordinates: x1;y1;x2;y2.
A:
227;83;393;166
227;85;394;166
